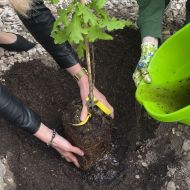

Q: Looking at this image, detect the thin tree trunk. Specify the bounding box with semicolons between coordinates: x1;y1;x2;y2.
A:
84;38;94;107
80;0;94;107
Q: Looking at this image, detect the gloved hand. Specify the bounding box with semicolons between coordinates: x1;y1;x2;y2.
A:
133;42;158;87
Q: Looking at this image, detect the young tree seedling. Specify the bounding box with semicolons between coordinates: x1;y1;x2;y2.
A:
51;0;131;110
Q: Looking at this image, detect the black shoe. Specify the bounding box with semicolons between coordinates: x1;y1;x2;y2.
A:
0;34;36;52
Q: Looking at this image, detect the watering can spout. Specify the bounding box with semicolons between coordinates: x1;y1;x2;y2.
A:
136;23;190;125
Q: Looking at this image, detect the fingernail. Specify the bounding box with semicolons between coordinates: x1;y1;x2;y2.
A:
80;116;85;121
81;151;84;156
76;163;80;168
80;112;86;121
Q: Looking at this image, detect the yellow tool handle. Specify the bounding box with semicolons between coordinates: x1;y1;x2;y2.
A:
72;113;92;127
95;99;112;115
72;97;112;127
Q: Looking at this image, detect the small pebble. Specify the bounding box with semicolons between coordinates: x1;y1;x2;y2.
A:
167;181;176;190
182;140;190;152
135;175;140;179
142;162;148;168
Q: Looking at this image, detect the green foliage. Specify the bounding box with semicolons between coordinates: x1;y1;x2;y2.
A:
87;26;113;42
51;0;132;59
50;0;59;4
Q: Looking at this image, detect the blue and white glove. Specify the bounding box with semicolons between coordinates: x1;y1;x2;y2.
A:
133;42;158;87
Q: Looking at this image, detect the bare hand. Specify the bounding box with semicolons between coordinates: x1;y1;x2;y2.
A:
52;133;84;168
78;75;114;121
34;123;84;168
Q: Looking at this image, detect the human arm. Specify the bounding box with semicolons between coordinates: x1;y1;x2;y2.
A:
133;0;166;86
34;123;84;168
0;84;84;167
66;65;114;120
18;0;114;120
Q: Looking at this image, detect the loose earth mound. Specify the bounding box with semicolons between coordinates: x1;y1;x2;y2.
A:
0;28;176;190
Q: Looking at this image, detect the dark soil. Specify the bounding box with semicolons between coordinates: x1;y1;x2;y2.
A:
0;28;176;190
63;102;112;171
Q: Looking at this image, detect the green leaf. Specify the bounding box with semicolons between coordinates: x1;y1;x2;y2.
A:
99;17;127;31
125;20;133;27
66;14;88;44
87;26;113;42
58;3;76;27
59;10;69;26
90;0;106;9
52;18;61;32
76;42;85;59
51;30;67;44
63;2;76;15
50;0;59;4
77;3;97;26
50;0;132;59
97;8;108;19
96;0;106;9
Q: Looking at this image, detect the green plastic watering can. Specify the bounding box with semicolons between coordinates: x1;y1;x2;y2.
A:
136;23;190;125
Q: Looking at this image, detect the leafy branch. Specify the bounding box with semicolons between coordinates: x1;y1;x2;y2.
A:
51;0;131;108
51;0;132;59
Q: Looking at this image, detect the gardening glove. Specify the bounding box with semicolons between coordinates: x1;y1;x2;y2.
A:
133;42;158;87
